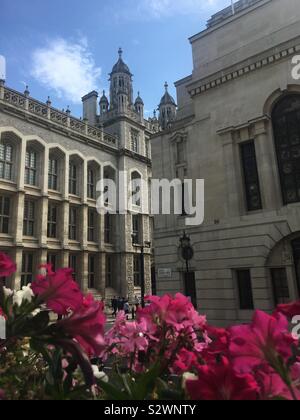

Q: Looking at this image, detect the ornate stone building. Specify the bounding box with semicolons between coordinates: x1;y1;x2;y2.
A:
0;50;155;302
152;0;300;325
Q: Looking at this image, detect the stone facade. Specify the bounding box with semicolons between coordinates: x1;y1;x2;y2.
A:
0;50;155;302
151;0;300;325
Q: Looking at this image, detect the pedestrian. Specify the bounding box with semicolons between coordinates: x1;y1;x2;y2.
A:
112;296;118;317
124;300;130;320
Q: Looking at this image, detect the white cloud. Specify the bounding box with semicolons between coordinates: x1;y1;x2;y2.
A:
114;0;230;21
31;38;101;104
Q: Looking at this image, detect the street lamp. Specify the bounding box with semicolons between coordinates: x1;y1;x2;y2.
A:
132;235;151;308
180;231;194;273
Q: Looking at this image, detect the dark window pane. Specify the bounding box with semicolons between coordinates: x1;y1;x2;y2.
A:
236;269;254;310
271;268;290;305
240;141;262;211
272;95;300;204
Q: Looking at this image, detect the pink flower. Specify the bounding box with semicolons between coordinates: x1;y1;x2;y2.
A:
186;357;259;400
58;294;106;357
202;326;230;363
31;266;83;315
172;348;198;375
118;319;149;353
0;253;16;277
230;311;296;373
276;301;300;320
255;367;299;400
138;293;206;332
0;307;5;319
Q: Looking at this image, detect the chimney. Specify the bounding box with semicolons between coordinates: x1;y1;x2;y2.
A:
82;91;98;126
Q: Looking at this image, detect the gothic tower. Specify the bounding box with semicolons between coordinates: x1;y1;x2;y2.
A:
158;82;177;130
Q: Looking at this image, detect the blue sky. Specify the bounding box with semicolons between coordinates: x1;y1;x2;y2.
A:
1;0;230;118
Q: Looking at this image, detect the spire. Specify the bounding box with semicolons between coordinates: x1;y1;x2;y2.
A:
118;47;123;59
165;82;168;92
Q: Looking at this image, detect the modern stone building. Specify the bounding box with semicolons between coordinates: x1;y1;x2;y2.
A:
152;0;300;325
0;50;155;302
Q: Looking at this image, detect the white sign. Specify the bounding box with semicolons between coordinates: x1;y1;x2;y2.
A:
0;55;6;80
0;316;6;340
158;268;172;279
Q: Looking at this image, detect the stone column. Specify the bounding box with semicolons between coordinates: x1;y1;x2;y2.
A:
12;248;23;290
62;250;69;268
80;204;88;250
39;196;48;248
42;147;49;195
82;160;88;203
219;130;241;218
79;252;89;293
124;254;133;301
14;192;25;247
17;137;26;190
61;201;69;249
98;252;106;298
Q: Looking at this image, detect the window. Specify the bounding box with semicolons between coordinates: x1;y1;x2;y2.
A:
69;207;78;240
88;255;96;289
47;253;58;271
88;209;97;242
272;95;300;205
131;172;141;207
88;169;96;199
47;204;58;239
69;254;78;281
236;269;254;310
240;141;262;211
0;144;13;181
131;131;139;153
69;164;78;195
25;150;38;186
177;141;185;164
21;253;34;287
0;195;10;234
132;215;141;245
48;158;58;191
271;268;290;305
134;255;141;287
106;255;113;288
23;200;35;237
104;213;113;244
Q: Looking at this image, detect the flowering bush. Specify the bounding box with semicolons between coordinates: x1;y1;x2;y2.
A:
0;252;300;400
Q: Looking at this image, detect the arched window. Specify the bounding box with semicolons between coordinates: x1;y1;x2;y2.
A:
25;149;38;186
272;95;300;205
0;143;13;181
131;171;141;207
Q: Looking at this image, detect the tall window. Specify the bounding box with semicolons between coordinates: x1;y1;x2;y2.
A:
131;131;139;153
132;214;141;245
69;254;78;281
23;200;35;237
134;255;141;287
131;172;141;207
0;195;10;234
240;141;262;211
0;144;13;181
88;209;97;242
48;158;58;191
271;268;290;305
88;255;96;289
176;141;185;164
21;253;34;287
47;253;57;271
47;204;58;238
25;150;38;186
88;168;96;199
272;95;300;205
106;255;113;288
104;213;113;244
69;164;78;195
69;207;78;240
236;269;254;310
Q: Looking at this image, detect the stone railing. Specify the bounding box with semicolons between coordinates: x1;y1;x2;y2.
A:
0;82;118;149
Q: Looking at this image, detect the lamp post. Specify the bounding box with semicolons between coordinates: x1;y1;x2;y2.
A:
132;235;151;308
180;231;194;274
